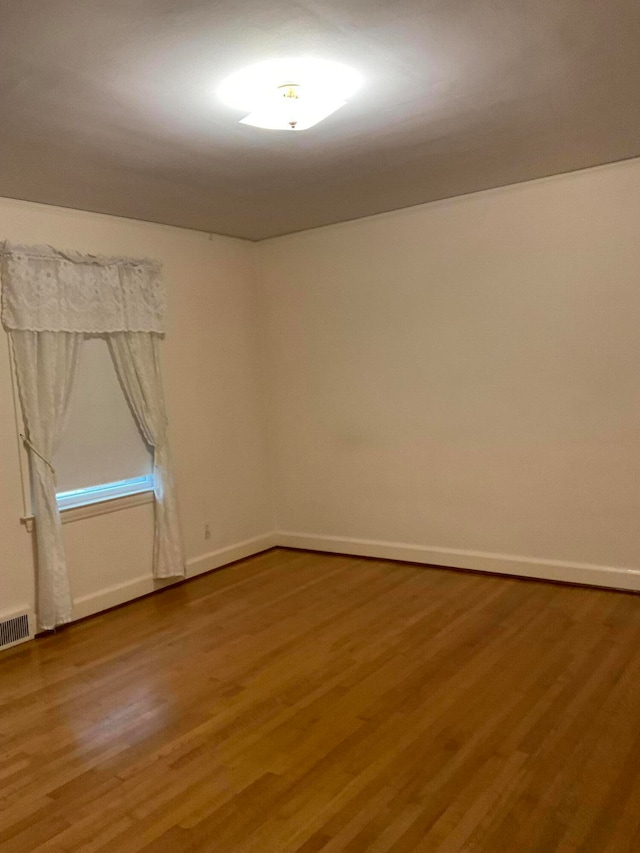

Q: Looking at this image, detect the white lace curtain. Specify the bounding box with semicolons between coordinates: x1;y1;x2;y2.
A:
1;242;185;630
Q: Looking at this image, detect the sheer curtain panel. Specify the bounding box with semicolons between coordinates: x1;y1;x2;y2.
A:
108;333;183;577
1;242;185;630
10;330;83;629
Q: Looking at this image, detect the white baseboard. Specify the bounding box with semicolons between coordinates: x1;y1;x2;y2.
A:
71;532;277;621
185;533;278;578
72;574;170;621
276;531;640;592
63;527;640;626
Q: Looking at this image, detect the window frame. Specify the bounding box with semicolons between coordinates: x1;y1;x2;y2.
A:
8;338;155;532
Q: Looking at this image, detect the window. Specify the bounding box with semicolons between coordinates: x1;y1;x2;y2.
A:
56;476;154;511
53;337;153;510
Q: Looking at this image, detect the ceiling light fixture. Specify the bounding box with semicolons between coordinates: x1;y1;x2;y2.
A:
217;58;362;131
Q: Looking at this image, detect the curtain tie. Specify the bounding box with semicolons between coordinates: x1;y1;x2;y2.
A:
20;433;56;475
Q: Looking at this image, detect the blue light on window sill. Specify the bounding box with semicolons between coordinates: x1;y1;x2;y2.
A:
56;475;154;511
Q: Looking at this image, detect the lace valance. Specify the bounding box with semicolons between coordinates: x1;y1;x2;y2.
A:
1;242;165;333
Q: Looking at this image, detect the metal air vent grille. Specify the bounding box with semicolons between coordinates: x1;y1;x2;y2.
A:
0;613;30;650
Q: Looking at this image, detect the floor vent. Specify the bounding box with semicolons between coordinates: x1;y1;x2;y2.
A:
0;613;31;650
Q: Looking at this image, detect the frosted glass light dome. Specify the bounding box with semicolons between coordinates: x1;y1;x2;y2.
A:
217;57;362;131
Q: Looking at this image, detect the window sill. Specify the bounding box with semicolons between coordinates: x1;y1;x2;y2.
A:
21;489;154;533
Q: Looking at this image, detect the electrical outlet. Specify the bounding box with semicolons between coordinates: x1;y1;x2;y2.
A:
204;523;211;540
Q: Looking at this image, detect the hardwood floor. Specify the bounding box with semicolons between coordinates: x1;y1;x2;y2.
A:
3;548;640;852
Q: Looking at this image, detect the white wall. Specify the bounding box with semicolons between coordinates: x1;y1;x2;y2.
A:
258;158;640;589
0;198;274;624
3;157;640;626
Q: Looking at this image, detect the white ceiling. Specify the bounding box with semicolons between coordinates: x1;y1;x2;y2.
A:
1;0;639;240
